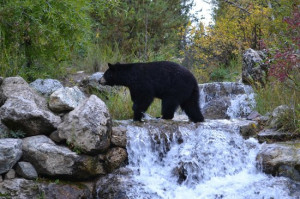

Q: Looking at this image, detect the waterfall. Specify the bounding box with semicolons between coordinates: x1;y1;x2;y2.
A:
123;120;297;199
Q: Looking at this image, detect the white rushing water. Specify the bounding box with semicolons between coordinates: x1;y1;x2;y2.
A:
124;120;298;199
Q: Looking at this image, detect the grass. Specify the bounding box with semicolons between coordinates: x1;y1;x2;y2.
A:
255;79;300;134
91;87;161;120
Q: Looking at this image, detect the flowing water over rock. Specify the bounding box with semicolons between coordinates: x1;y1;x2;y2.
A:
97;119;300;199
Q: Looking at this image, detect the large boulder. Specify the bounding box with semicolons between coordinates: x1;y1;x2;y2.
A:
242;48;268;87
0;139;22;174
22;135;105;180
0;77;61;136
30;78;63;96
198;82;255;119
257;141;300;181
49;86;86;112
57;95;112;154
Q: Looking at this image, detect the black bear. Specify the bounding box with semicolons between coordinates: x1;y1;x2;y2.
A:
99;61;204;123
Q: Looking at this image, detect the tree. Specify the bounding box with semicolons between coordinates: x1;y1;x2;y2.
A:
0;0;91;79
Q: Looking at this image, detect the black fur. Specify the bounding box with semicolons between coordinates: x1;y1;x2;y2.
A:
100;61;204;123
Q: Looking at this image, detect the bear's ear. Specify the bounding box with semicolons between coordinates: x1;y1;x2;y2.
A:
108;63;115;70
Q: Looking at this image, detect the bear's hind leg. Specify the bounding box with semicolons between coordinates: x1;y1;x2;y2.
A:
161;98;179;120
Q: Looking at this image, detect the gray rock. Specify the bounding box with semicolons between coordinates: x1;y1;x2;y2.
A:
239;120;258;138
0;121;9;138
257;129;300;143
0;178;92;199
199;82;255;119
49;86;86;112
30;78;63;96
0;77;61;136
57;95;112;154
5;169;16;179
22;135;105;180
105;147;128;172
111;126;127;147
0;139;22;174
242;48;268;87
16;162;38;180
268;105;291;129
49;130;64;143
257;141;300;181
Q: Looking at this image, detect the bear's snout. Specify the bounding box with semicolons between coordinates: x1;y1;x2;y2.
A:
99;77;106;85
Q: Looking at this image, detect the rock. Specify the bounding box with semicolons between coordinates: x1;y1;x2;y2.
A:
268;105;291;129
57;95;112;154
0;79;7;107
0;139;22;174
242;48;268;87
257;129;300;143
30;78;63;96
0;121;9;138
22;135;105;180
202;97;231;119
0;77;61;136
5;169;16;179
49;86;86;112
80;72;113;94
247;111;261;120
49;130;64;143
198;82;255;119
239;120;258;138
0;178;92;199
111;126;127;147
105;147;128;172
16;162;38;180
257;141;300;181
96;168;135;199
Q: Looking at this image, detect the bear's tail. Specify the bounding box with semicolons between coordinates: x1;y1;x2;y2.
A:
180;85;204;123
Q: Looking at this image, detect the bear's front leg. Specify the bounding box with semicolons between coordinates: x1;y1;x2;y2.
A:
131;96;154;121
132;103;144;121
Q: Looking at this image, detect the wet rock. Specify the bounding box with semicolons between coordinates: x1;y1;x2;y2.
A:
105;147;128;172
199;82;255;119
0;77;61;136
257;141;300;181
111;126;127;147
0;139;22;174
22;135;105;180
16;162;38;180
257;129;300;143
239;120;258;138
202;97;231;119
49;86;86;112
57;95;112;154
0;178;92;199
5;169;16;179
30;78;63;96
242;48;268;87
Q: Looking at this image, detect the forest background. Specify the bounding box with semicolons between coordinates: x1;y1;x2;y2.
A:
0;0;299;132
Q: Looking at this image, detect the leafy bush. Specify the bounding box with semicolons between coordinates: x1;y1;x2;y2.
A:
0;0;91;80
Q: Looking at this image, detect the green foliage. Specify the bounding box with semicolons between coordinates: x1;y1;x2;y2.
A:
0;0;91;80
255;79;300;134
92;87;161;120
91;0;193;61
1;129;26;138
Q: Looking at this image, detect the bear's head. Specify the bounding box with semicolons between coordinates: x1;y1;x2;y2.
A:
99;62;124;86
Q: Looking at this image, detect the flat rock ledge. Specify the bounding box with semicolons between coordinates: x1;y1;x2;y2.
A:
257;141;300;181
